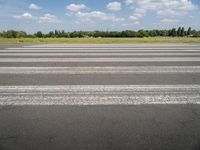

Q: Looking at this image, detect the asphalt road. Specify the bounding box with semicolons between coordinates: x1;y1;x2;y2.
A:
0;44;200;150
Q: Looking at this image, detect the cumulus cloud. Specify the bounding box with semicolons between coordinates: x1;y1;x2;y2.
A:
126;0;196;20
67;4;87;12
76;11;124;22
29;3;41;10
65;12;73;17
38;14;61;23
161;18;179;23
125;0;135;5
13;12;36;20
107;2;121;11
121;23;132;26
13;13;61;24
133;21;140;25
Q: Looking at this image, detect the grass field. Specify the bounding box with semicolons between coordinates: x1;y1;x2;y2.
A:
0;37;200;44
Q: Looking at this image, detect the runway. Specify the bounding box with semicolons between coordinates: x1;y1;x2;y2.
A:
0;44;200;150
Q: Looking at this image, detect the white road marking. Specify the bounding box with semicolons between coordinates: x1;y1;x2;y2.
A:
5;48;200;53
24;44;200;48
1;85;199;92
2;50;200;53
7;47;200;50
1;45;200;106
0;66;200;74
1;53;200;56
1;57;200;62
0;85;200;105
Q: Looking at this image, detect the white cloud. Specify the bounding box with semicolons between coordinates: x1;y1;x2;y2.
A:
65;12;73;17
107;2;121;11
38;14;61;23
13;12;36;20
127;0;196;20
122;23;133;26
161;18;179;23
76;11;124;22
133;21;140;25
122;21;140;26
66;4;87;12
14;13;61;24
75;21;81;24
29;3;41;10
129;8;146;20
125;0;135;5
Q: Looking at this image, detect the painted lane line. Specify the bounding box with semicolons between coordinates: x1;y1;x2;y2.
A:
1;58;200;62
0;95;200;105
7;47;200;50
1;66;200;74
1;53;200;56
0;85;200;105
2;50;200;53
1;85;200;92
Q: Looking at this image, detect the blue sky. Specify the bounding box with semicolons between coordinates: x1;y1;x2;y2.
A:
0;0;200;33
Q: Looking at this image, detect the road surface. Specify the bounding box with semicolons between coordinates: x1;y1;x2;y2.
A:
0;44;200;150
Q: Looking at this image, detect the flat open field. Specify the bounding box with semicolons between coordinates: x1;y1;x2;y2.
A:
0;37;200;44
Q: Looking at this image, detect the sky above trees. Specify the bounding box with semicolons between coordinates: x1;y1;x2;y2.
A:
0;0;200;33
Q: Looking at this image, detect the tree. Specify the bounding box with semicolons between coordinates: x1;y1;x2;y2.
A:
15;31;27;38
177;27;181;37
181;27;185;37
127;30;137;37
187;27;192;36
168;29;172;36
54;30;59;37
151;30;158;37
172;28;177;37
1;27;199;38
35;31;43;38
136;30;148;38
160;30;167;36
48;31;55;38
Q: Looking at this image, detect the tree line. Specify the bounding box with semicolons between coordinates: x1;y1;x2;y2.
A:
0;27;200;38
